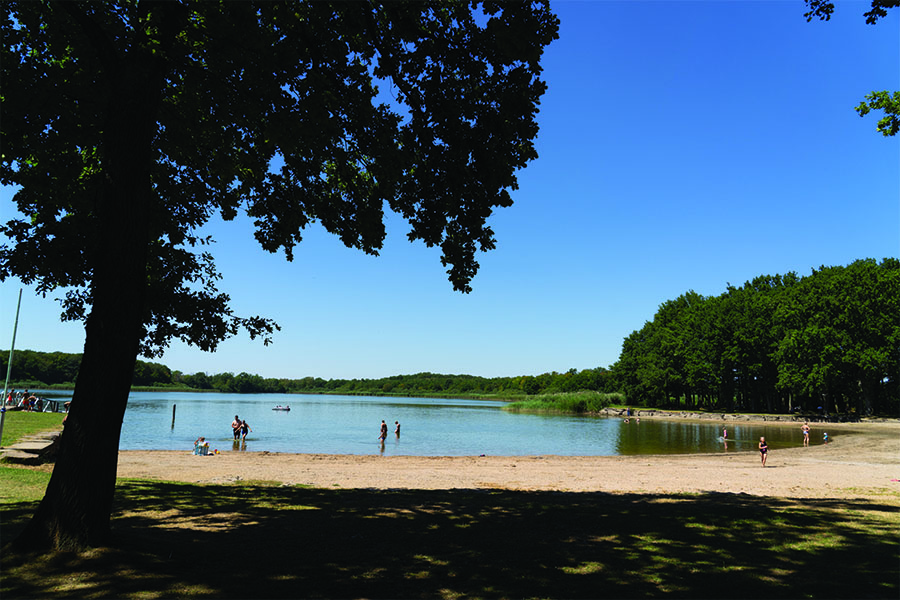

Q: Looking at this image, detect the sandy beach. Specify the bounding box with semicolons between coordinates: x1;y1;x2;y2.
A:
116;421;900;501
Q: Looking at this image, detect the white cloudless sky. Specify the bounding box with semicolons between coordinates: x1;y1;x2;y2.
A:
2;1;898;380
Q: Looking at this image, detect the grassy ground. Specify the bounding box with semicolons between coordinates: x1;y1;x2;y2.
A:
0;410;66;447
2;412;897;598
1;474;897;599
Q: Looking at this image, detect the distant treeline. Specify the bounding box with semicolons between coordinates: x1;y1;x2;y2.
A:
0;350;175;389
178;367;616;398
0;349;615;399
613;258;899;416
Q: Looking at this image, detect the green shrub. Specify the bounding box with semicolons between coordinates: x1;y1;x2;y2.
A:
503;391;622;414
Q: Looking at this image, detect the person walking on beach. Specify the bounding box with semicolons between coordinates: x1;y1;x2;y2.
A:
758;436;768;467
379;420;388;442
801;422;810;447
232;415;242;440
241;419;252;441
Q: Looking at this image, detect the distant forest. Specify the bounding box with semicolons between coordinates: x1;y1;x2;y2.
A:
4;258;897;415
0;349;614;399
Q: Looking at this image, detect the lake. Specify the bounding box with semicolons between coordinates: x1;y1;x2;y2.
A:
73;391;821;456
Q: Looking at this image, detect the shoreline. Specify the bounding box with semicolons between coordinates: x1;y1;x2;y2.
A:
597;408;899;424
116;422;900;502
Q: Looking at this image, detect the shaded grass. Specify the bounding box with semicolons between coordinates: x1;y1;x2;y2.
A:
0;411;65;447
2;478;897;599
0;466;52;504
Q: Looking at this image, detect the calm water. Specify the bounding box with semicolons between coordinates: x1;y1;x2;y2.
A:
76;391;822;456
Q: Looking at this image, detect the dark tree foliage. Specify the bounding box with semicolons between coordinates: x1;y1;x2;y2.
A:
0;0;558;551
803;0;897;24
612;259;900;416
803;0;899;137
0;350;82;386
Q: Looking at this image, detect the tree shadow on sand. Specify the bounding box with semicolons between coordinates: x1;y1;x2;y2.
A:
3;482;898;599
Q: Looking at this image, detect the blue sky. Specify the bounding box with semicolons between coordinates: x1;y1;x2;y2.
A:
2;1;898;380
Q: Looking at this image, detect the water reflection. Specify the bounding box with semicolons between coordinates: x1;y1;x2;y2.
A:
615;419;809;455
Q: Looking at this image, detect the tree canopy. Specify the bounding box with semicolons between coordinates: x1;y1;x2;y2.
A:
0;0;558;551
2;1;559;351
612;259;900;416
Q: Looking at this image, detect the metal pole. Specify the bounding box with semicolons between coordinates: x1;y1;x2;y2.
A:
0;288;23;447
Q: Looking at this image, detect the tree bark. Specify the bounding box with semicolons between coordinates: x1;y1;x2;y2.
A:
14;15;166;549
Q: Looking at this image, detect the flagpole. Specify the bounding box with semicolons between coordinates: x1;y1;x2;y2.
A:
0;288;23;446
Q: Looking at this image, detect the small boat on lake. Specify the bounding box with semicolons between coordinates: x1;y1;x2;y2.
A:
272;405;291;411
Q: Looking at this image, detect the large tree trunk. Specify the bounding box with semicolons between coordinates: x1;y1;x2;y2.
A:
14;46;160;550
15;178;150;551
16;306;144;550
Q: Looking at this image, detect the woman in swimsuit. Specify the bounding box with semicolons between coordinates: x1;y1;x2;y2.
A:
758;436;768;467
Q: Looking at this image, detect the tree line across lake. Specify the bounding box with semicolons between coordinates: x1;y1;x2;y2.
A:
0;349;616;399
4;258;896;415
613;258;898;416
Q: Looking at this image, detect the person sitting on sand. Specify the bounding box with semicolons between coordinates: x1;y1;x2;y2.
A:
194;436;211;456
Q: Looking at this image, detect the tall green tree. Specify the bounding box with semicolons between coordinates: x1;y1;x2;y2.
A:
0;0;558;551
614;261;897;414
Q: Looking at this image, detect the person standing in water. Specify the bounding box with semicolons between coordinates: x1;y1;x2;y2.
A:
241;419;252;441
394;421;401;437
758;437;768;467
232;415;242;440
379;420;388;442
801;422;811;447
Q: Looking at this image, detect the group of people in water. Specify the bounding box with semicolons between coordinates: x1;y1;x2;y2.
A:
231;415;252;441
192;414;252;455
379;419;400;442
193;415;401;455
193;413;831;464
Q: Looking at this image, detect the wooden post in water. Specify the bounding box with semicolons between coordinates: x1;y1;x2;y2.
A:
171;404;176;429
